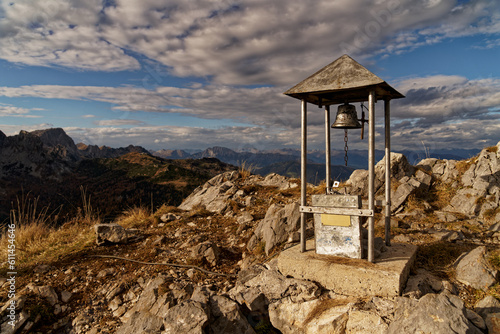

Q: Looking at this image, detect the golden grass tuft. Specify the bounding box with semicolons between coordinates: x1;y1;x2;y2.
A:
484;207;500;222
416;242;474;277
115;206;154;228
0;188;101;272
0;218;96;272
429;180;458;210
186;204;212;218
238;161;255;180
485;146;499;153
456;159;474;175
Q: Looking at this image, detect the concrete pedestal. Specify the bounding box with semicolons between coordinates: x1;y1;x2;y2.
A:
277;239;417;297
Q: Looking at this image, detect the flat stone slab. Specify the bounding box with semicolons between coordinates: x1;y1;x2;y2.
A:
277;239;417;297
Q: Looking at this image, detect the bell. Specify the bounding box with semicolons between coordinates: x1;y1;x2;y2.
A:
331;103;362;129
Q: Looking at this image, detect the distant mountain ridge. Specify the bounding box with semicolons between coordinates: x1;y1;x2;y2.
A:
0;128;151;180
150;145;480;179
0;128;236;224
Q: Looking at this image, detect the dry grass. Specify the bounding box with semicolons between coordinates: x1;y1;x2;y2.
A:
416;242;475;278
186;204;212;218
456;159;475;175
303;297;356;325
484;207;500;222
485;146;499;153
0;189;101;272
115;206;154;228
429;181;458;210
238;161;255;180
0;218;95;273
405;194;427;212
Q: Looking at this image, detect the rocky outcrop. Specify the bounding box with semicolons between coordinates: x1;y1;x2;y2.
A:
31;128;80;161
454;246;499;290
347;143;500;220
0;128;153;181
444;143;500;218
179;170;299;214
179;171;241;213
77;144;150;159
346;153;431;212
247;202;300;255
387;293;484;334
0;129;74;180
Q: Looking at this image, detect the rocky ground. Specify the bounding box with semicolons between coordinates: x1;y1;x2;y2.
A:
2;142;500;333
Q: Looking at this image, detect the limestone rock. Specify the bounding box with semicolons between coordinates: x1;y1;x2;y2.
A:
162;300;209;334
95;223;129;245
445;188;485;217
230;268;320;306
191;241;220;266
347;153;414;196
345;310;388;334
475;295;500;318
387;293;483;334
391;177;422;212
485;313;500;334
209;295;256;334
454;246;498;290
251;202;300;255
160;213;179;222
269;296;354;334
178;171;239;213
256;173;298;190
27;284;59;306
403;269;446;299
115;311;163;334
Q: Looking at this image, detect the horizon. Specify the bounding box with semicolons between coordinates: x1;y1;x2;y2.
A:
0;0;499;154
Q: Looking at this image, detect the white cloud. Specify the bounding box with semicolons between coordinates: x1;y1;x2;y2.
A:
0;0;498;83
0;103;42;118
94;119;146;126
1;71;500;151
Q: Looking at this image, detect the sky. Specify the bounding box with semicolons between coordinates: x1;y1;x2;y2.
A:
0;0;499;155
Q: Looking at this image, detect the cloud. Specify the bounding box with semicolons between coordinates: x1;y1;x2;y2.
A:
0;0;139;71
94;119;146;126
1;71;500;151
0;103;42;118
0;84;300;128
392;75;500;126
0;0;498;84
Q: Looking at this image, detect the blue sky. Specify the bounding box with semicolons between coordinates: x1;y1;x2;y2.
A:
0;0;499;154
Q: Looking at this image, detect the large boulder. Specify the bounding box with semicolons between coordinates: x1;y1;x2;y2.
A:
178;171;240;213
229;267;321;311
454;246;499;290
445;142;500;218
346;153;415;196
209;295;256;334
387;293;483;334
269;297;354;334
162;300;209;334
249;202;300;255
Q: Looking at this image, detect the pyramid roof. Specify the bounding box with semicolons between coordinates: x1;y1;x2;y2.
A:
284;55;404;105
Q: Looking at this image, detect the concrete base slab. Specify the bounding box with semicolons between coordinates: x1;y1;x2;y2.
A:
277;239;417;297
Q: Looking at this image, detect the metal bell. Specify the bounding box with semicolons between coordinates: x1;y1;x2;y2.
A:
331;103;362;129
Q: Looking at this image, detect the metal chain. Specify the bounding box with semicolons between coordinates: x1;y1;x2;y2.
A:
344;129;348;166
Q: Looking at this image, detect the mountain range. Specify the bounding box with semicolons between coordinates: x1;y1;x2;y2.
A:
0;127;481;223
0;128;235;224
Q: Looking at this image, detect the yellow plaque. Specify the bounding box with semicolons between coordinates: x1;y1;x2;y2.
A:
321;214;351;227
